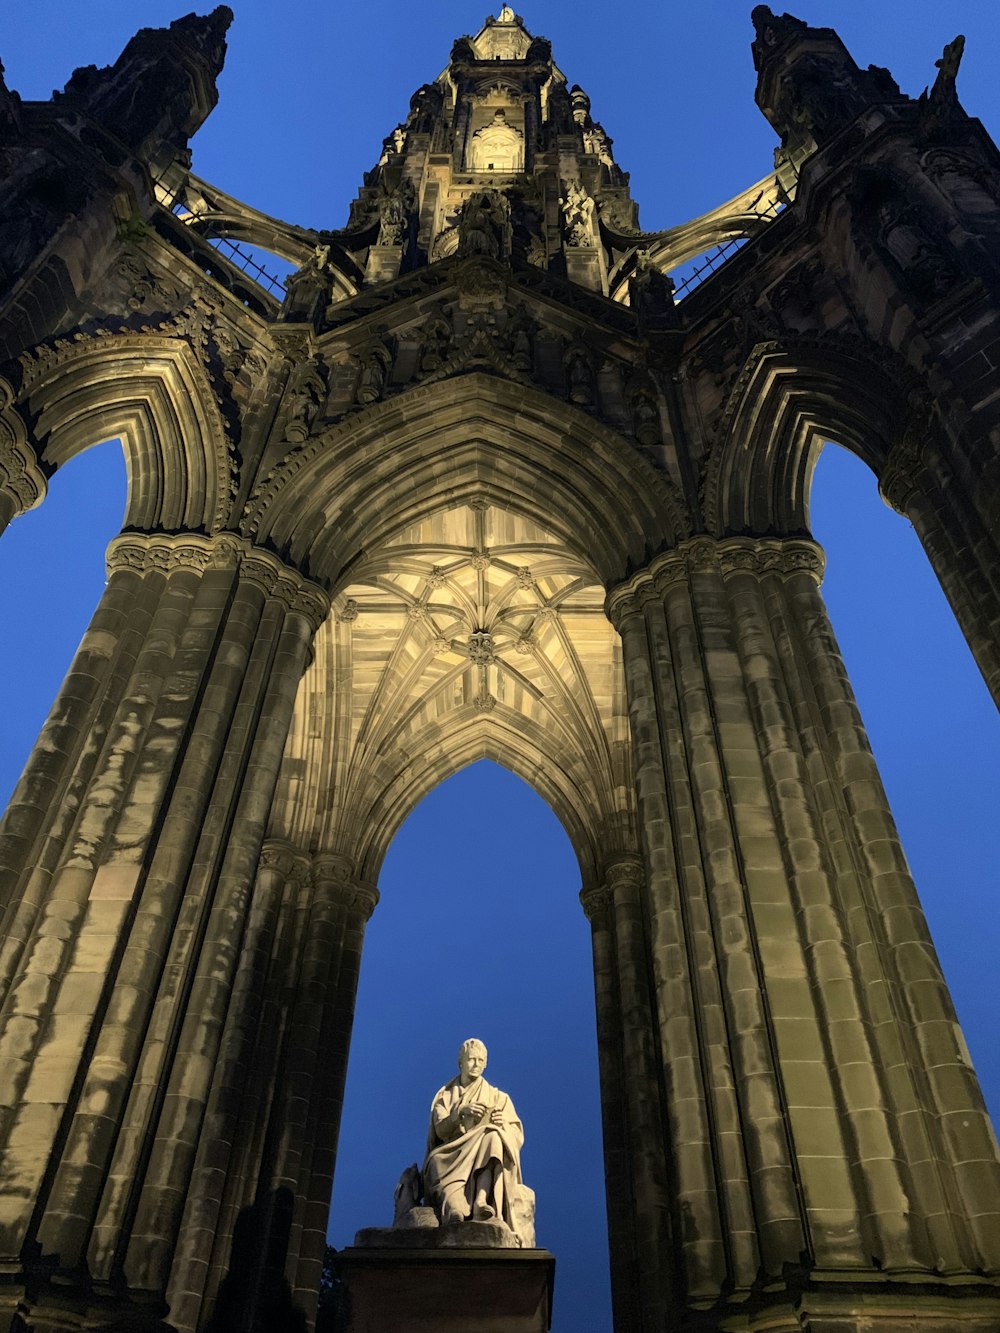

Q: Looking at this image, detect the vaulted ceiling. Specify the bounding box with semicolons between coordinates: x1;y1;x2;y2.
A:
268;500;635;885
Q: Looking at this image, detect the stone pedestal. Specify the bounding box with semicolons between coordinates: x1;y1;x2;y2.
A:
333;1236;554;1333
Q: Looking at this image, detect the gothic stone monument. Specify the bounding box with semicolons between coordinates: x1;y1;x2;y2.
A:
1;5;1000;1332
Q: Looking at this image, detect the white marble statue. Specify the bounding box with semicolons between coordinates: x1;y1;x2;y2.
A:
423;1038;531;1242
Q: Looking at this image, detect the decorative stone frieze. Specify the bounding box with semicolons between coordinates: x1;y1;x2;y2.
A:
104;531;330;629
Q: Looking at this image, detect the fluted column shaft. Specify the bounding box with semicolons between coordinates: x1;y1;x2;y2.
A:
608;534;1000;1323
0;531;329;1328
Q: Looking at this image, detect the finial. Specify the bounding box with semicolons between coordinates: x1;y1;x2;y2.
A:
498;4;516;21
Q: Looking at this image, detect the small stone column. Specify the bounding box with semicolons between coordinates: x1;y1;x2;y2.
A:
608;534;1000;1325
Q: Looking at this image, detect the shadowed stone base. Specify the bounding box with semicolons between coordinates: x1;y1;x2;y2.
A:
332;1242;554;1333
680;1276;1000;1332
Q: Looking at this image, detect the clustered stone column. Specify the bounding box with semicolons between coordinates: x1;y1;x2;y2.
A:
880;422;1000;709
580;858;674;1333
165;845;378;1333
605;534;1000;1322
0;530;329;1331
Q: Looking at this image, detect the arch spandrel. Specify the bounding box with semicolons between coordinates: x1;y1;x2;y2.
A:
701;338;912;537
245;372;690;590
267;500;634;884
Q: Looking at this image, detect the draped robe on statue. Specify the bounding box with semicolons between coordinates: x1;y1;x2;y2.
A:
423;1074;525;1236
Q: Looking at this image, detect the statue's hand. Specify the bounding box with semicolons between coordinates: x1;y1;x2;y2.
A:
489;1108;504;1127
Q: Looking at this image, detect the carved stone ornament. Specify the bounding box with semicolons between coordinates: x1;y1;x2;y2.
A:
606;536;825;627
0;382;47;515
104;532;330;630
468;631;495;666
559;178;595;247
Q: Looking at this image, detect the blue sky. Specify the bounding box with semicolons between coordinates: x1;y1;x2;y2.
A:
2;5;1000;1330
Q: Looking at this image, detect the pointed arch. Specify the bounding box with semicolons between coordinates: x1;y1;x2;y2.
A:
700;337;913;535
16;334;236;532
246;372;689;589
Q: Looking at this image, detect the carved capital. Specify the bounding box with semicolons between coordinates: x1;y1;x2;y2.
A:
607;536;825;622
310;854;380;920
604;856;644;901
258;838;310;882
579;881;612;922
104;532;330;628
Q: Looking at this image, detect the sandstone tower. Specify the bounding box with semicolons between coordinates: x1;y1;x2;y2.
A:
1;6;1000;1331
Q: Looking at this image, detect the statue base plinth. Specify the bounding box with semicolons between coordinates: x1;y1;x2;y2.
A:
332;1238;554;1333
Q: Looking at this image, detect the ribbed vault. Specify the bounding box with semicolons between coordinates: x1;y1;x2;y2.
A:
267;499;633;884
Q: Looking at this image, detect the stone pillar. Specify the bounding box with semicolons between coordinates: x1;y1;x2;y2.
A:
880;427;1000;710
581;861;673;1333
608;534;1000;1327
0;531;328;1333
287;861;378;1321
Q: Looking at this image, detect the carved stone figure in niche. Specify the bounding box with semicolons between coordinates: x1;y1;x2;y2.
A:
355;341;392;405
925;150;999;222
559;178;595;247
284;357;325;442
419;308;452;372
377;179;414;247
423;1038;533;1245
506;310;534;371
629;250;678;330
281;244;332;323
470;109;524;174
407;82;443;135
458;189;512;261
876;194;956;300
564;347;594;406
583;124;614;168
630;387;662;447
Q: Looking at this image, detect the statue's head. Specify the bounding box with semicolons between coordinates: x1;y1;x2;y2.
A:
457;1037;487;1084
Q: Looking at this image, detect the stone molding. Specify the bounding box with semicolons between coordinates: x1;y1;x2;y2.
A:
580;855;645;920
606;535;825;626
258;838;312;882
311;852;380;919
0;379;47;516
579;881;611;922
104;531;331;629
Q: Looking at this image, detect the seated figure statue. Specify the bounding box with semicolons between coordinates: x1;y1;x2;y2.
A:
423;1038;532;1243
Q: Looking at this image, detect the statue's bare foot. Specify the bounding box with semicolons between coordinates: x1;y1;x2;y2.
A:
473;1202;496;1221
